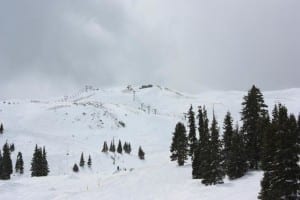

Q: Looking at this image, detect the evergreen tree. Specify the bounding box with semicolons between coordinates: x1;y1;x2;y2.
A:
79;152;85;167
223;111;234;174
123;142;128;153
0;142;13;179
109;140;116;153
170;122;188;166
192;106;210;179
87;155;92;168
226;124;248;180
15;152;24;174
187;105;197;158
117;140;123;154
128;143;132;154
241;85;268;170
0;123;3;134
31;145;49;177
102;141;108;153
73;163;79;172
202;113;224;185
138;146;145;160
259;104;300;199
42;146;49;176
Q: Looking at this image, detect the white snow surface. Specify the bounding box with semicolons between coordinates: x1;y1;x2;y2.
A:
0;85;299;200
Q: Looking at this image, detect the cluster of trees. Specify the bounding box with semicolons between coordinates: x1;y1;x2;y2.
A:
170;85;300;198
73;152;92;172
0;142;23;180
31;145;49;177
101;139;145;160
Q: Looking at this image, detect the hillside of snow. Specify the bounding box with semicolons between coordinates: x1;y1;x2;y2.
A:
0;85;299;200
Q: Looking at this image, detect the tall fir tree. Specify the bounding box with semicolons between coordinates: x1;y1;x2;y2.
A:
187;105;197;158
170;122;188;166
79;152;85;167
202;113;224;185
15;152;24;174
223;111;234;175
102;141;108;153
241;85;268;170
0;142;13;179
192;106;210;179
117;140;123;154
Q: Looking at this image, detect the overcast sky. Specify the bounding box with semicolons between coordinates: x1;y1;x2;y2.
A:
0;0;299;99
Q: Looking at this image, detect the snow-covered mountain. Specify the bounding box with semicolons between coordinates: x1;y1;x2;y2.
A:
1;85;300;200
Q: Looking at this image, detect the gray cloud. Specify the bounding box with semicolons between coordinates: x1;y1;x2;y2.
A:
0;0;299;98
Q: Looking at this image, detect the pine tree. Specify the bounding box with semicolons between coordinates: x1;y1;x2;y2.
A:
223;111;234;174
15;152;24;174
202;113;224;185
0;123;3;134
192;106;210;179
187;105;197;158
170;122;188;166
73;163;79;172
123;142;128;153
241;85;268;170
109;140;116;153
128;143;132;154
31;145;49;177
79;152;85;167
259;104;300;199
102;141;108;153
138;146;145;160
87;155;92;168
0;142;13;179
42;146;49;176
227;124;248;180
117;140;123;154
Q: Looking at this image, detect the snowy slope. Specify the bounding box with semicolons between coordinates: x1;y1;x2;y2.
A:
0;85;299;200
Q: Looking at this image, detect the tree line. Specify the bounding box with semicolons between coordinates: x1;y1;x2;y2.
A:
170;85;300;199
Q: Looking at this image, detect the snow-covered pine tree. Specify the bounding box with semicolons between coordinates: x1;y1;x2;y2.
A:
187;105;197;158
138;146;145;160
87;155;92;168
170;122;188;166
117;140;123;154
241;85;268;170
79;152;85;167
